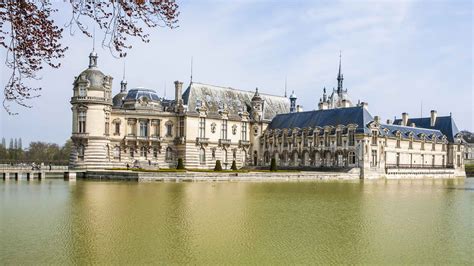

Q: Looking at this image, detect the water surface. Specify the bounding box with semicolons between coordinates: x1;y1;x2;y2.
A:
1;179;473;264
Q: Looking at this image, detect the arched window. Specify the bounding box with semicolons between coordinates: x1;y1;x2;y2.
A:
165;147;173;161
199;148;206;165
77;145;85;161
114;146;121;160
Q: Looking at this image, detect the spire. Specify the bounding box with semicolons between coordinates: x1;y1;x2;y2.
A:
120;60;127;93
337;51;343;95
284;76;287;97
88;27;98;68
190;56;193;84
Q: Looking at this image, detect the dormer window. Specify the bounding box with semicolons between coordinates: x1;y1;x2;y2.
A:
78;85;86;97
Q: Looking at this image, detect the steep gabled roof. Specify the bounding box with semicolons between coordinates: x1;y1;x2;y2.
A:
268;106;373;133
182;82;289;120
393;116;459;142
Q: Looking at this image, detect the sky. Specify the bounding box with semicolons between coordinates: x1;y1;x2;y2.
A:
0;0;472;146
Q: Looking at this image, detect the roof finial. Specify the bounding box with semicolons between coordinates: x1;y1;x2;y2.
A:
122;59;126;80
284;76;287;97
88;25;98;68
93;25;96;52
120;60;127;92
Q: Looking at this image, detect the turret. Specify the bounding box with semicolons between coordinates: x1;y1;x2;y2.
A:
251;87;264;121
70;51;113;169
289;90;297;113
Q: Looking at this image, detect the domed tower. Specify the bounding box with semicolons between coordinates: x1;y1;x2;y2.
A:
70;51;113;169
251;87;264;122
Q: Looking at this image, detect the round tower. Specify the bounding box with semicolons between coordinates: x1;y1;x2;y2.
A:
70;51;113;169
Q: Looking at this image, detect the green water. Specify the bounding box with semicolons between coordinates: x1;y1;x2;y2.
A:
1;179;473;264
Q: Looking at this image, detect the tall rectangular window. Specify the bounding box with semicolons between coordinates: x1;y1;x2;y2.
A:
371;149;377;167
348;130;355;146
336;131;342;146
371;131;378;145
199;117;206;138
140;121;148;137
115;123;120;135
324;132;329;147
78;111;86;133
221;119;228;139
166;124;173;137
179;117;185;137
241;122;247;141
154;120;160;137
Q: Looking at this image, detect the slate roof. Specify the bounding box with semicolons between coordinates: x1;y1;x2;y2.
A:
393;116;459;142
182;82;289;120
124;88;161;102
268;106;373;133
379;124;444;141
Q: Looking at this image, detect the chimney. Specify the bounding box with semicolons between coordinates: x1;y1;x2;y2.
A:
430;110;437;127
386;119;392;125
410;122;416;127
374;116;380;124
360;102;368;110
296;105;303;112
174;80;183;103
402;112;409;126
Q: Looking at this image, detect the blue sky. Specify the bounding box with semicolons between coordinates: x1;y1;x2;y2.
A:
0;0;472;145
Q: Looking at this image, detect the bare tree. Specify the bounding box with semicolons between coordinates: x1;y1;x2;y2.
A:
0;0;179;114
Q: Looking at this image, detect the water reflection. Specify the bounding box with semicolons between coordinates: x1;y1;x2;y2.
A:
1;179;472;264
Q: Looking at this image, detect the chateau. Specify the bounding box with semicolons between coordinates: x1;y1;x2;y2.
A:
69;51;466;178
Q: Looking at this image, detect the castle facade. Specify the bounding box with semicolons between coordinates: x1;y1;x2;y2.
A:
69;52;465;178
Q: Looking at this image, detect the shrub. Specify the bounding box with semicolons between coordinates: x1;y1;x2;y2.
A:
270;158;277;171
176;158;185;170
214;160;223;171
231;160;237;171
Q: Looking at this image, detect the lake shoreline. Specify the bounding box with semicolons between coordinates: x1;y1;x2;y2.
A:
77;169;465;182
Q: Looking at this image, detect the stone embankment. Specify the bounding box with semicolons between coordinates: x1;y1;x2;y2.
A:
85;169;361;182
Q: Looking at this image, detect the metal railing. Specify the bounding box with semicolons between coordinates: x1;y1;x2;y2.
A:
385;164;454;169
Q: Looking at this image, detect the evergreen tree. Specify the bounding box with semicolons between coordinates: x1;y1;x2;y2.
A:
18;138;22;150
1;137;5;148
214;160;223;171
231;160;237;171
270;158;277;171
176;158;185;169
14;138;18;150
9;138;13;150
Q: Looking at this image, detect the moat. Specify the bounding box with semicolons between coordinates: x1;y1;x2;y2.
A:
1;178;472;264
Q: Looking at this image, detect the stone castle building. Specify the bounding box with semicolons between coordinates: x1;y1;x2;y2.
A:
70;51;288;170
69;51;465;178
